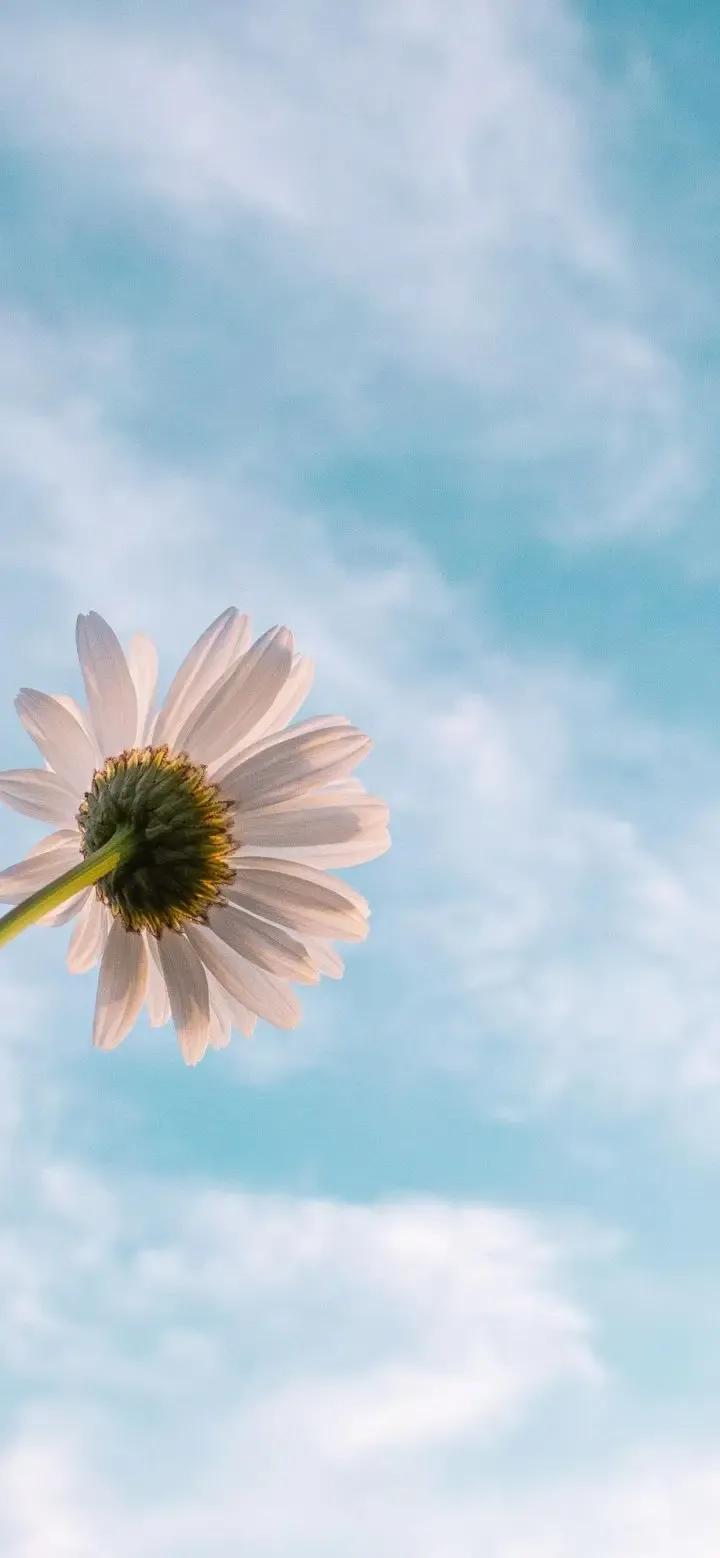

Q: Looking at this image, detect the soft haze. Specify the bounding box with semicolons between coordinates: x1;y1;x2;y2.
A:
0;1;718;1552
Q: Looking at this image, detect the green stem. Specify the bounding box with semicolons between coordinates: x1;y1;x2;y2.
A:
0;825;136;949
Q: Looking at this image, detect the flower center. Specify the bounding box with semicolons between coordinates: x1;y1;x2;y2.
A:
77;746;235;935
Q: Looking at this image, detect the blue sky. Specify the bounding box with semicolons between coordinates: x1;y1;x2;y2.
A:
0;0;718;1551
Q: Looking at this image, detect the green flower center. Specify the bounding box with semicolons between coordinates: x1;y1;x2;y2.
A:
77;746;235;934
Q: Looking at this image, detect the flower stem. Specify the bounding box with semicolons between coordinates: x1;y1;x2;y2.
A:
0;825;136;950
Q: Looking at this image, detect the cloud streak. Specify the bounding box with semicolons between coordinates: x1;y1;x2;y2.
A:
0;1163;598;1554
0;0;702;541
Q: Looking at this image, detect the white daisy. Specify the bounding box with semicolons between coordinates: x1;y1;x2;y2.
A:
0;609;389;1064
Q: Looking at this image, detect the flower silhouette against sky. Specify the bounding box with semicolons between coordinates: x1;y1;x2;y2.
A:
0;610;389;1063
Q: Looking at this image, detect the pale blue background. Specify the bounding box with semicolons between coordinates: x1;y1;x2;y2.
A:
0;2;717;1552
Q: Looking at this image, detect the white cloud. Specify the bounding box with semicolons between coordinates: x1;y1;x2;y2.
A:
399;666;720;1117
0;1167;597;1423
6;1414;720;1557
0;1425;100;1558
0;314;202;642
0;1158;715;1558
0;0;701;539
0;1163;600;1556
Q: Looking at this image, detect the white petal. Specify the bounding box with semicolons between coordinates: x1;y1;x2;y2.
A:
241;782;380;817
67;894;110;973
215;714;349;786
235;803;386;850
15;688;99;794
227;858;369;942
40;887;92;927
40;887;91;927
239;829;391;869
26;828;82;858
220;722;371;811
50;695;101;753
156;931;211;1066
144;936;172;1027
178;626;294;768
255;652;315;737
305;938;345;980
230;858;370;916
23;829;86;924
126;634;159;746
208;654;315;775
315;777;367;797
0;825;87;925
187;923;301;1029
92;920;148;1051
153;608;251;749
204;903;319;984
0;831;82;902
206;969;257;1039
207;996;231;1050
76;612;138;756
0;769;79;824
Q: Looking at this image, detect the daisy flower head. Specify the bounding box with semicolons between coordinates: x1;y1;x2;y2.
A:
0;610;389;1064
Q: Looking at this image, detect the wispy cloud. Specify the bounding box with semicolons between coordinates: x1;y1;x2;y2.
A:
5;1414;720;1556
0;1164;597;1554
0;1154;717;1558
0;0;702;541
